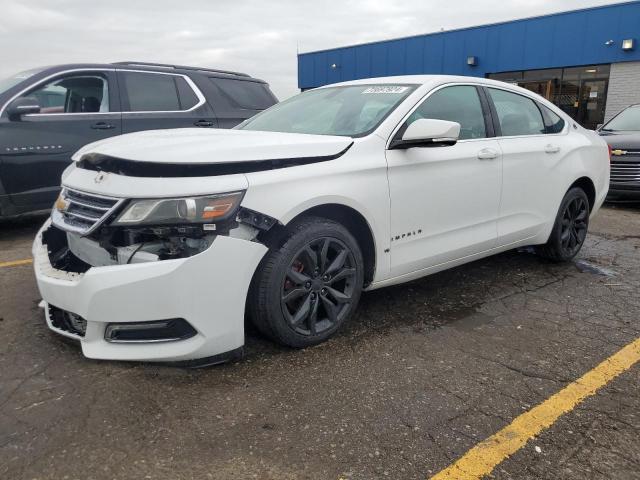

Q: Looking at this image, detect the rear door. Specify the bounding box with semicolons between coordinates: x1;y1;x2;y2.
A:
117;70;217;133
0;70;121;208
485;86;570;245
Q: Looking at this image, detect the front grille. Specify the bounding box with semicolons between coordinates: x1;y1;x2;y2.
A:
48;305;87;337
52;188;123;235
610;154;640;184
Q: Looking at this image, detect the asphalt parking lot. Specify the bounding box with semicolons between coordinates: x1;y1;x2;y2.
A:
1;205;639;480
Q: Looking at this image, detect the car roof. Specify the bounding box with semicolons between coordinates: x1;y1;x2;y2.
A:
323;74;567;115
324;74;524;90
30;62;266;82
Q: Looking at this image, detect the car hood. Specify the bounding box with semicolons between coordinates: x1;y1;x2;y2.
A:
598;131;640;150
72;128;354;164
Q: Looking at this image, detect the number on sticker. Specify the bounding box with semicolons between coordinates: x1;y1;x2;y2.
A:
362;86;409;94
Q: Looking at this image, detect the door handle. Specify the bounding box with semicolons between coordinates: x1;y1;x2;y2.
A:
194;120;214;127
91;122;114;130
477;148;499;160
545;144;561;154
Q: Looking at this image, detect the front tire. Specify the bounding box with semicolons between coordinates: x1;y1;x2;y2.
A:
248;216;364;348
538;187;590;262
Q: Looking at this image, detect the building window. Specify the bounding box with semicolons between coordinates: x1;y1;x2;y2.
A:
487;65;610;130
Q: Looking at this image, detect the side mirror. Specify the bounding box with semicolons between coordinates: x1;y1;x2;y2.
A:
595;123;603;131
389;119;461;150
6;96;41;119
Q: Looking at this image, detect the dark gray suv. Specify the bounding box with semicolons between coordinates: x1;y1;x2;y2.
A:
0;62;277;218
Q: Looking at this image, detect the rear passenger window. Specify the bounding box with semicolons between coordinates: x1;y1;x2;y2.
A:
540;105;565;134
121;72;182;112
209;78;275;110
406;85;487;140
488;88;545;136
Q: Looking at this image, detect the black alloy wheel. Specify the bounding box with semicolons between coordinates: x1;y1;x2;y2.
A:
281;237;357;336
538;187;590;262
559;195;589;258
248;216;364;348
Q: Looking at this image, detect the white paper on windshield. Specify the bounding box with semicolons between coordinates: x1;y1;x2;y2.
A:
361;86;409;94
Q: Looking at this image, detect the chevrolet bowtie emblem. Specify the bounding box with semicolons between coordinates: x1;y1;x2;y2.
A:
54;195;69;212
611;149;627;156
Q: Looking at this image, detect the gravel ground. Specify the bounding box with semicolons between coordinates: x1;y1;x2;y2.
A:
1;205;639;480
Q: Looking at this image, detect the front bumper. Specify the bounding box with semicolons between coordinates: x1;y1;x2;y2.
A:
607;183;640;200
33;219;267;363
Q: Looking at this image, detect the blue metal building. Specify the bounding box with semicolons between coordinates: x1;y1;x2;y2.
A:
297;1;640;128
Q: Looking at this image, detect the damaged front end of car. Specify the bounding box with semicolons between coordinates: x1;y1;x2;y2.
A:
33;172;275;363
43;187;277;271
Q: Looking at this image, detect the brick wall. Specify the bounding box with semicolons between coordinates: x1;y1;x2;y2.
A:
604;61;640;123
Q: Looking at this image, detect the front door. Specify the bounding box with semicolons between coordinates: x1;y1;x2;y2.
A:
576;80;607;130
0;71;121;208
386;85;502;278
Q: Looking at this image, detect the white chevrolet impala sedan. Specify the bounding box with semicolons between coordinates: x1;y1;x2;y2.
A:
33;75;609;365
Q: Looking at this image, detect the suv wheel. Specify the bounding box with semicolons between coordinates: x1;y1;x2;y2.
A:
249;216;364;348
538;187;590;262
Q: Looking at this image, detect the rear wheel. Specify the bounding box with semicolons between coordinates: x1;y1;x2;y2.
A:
248;216;364;348
538;187;590;262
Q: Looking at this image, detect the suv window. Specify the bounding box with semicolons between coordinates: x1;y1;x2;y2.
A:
488;88;545;136
22;74;109;114
175;77;199;110
539;104;565;134
210;78;274;110
121;72;198;112
406;85;486;140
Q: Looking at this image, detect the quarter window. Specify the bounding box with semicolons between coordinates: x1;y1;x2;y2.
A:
488;88;546;136
21;74;109;114
406;85;487;140
121;72;199;112
540;104;565;134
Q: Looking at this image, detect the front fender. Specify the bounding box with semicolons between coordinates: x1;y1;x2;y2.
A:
241;140;391;282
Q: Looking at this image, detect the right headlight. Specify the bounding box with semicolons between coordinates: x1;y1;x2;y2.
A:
113;191;245;226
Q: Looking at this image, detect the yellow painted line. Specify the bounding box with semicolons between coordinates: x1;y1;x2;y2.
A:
0;258;33;268
430;337;640;480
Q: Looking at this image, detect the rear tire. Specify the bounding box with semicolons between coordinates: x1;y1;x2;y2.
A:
248;216;364;348
537;187;590;262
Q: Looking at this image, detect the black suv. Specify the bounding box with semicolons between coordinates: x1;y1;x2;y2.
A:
0;62;277;218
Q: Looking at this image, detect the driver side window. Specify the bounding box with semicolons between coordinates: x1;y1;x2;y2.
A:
406;85;487;140
21;74;109;114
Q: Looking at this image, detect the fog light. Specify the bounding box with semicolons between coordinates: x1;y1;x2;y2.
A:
104;318;197;343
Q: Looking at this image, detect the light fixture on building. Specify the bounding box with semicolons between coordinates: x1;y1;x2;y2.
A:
467;56;478;66
585;69;597;73
622;38;635;51
330;63;339;69
604;39;614;46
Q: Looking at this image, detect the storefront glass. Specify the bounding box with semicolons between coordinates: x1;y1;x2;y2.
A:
487;65;610;129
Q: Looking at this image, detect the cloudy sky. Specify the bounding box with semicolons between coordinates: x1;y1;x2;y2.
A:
0;0;620;99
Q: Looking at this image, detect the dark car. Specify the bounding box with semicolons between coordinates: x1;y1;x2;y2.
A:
598;104;640;200
0;62;278;218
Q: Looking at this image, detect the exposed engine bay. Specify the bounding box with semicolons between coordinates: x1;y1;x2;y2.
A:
42;207;277;272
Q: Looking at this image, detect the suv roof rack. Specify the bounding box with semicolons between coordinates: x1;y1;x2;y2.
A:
113;61;251;77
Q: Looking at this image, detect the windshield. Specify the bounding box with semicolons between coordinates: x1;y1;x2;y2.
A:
238;84;416;137
0;68;44;96
602;105;640;132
